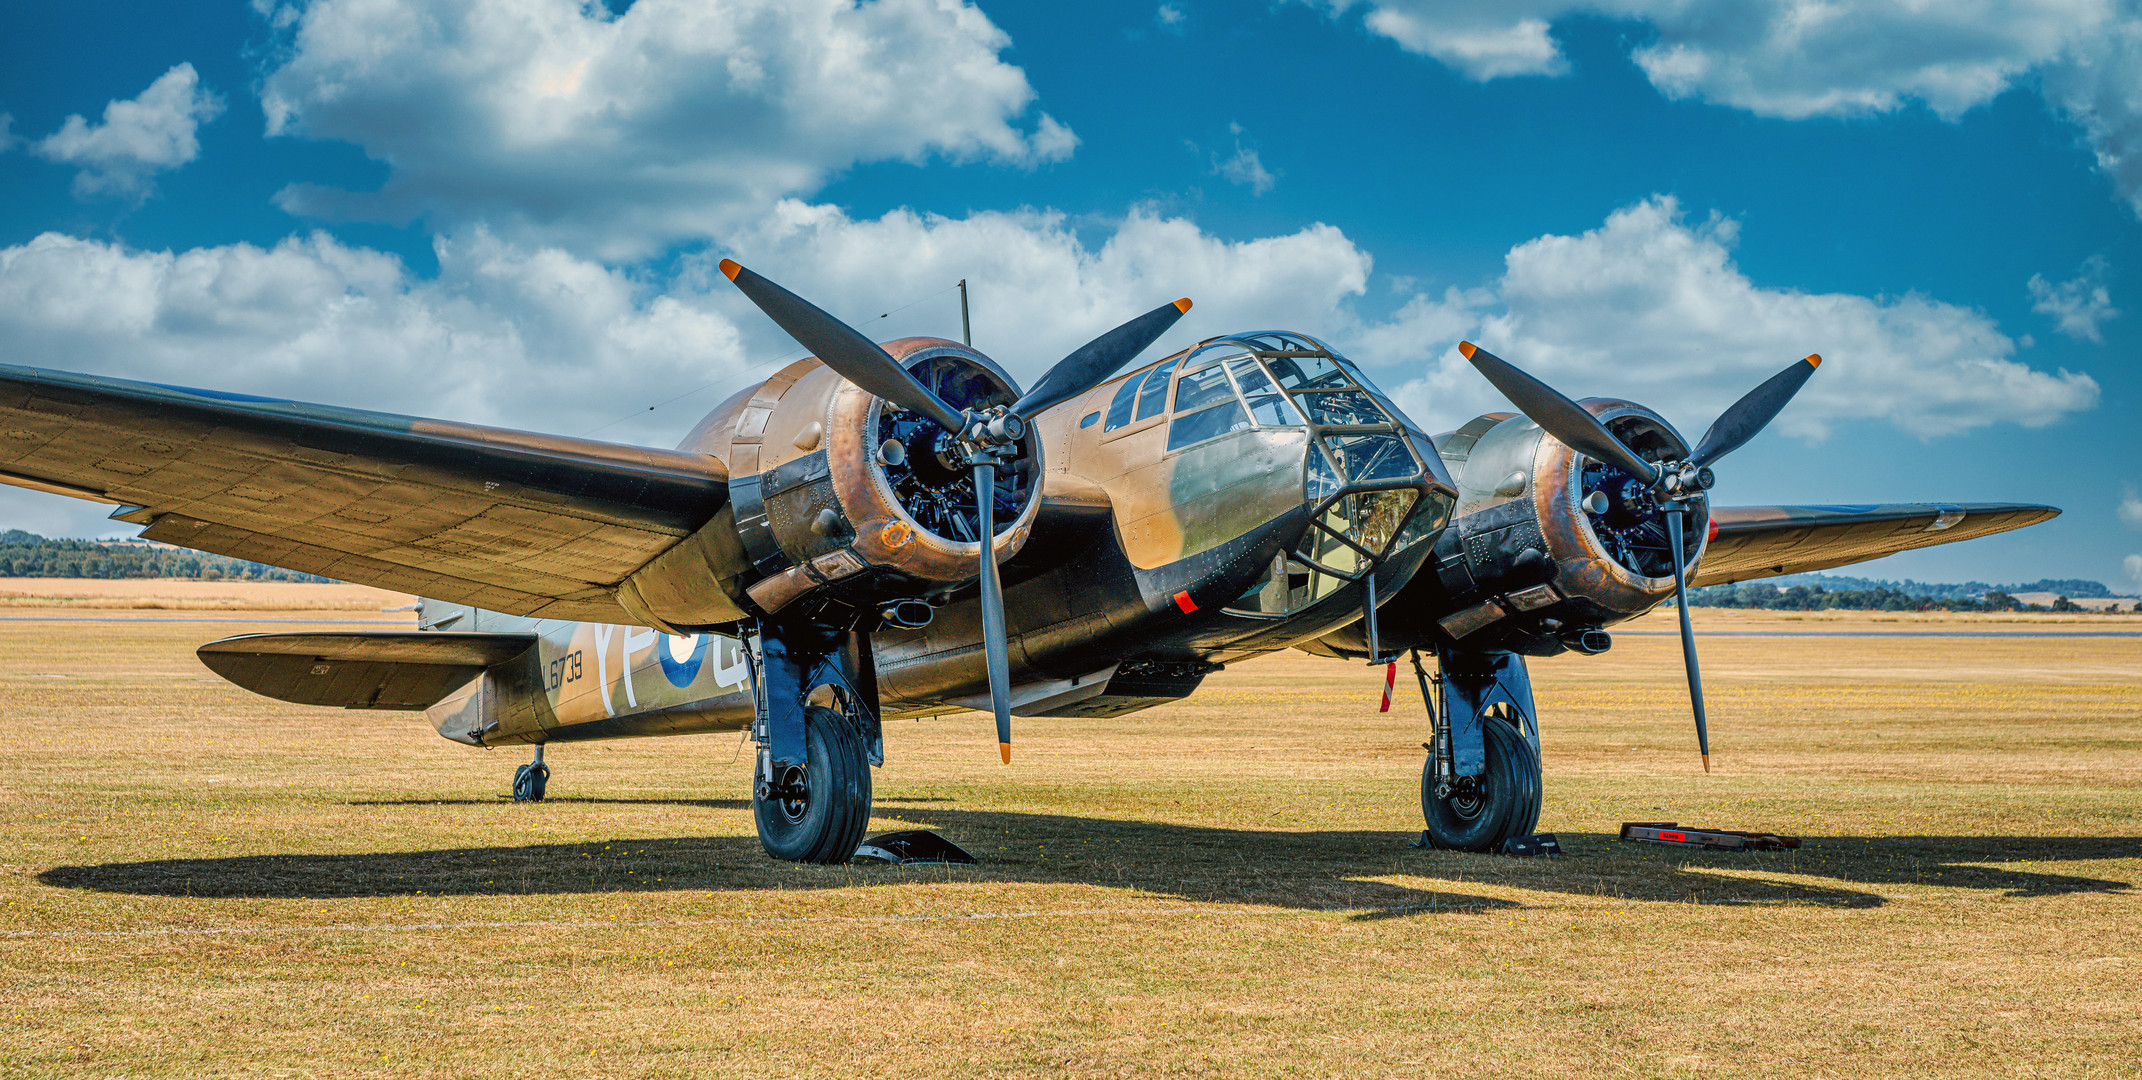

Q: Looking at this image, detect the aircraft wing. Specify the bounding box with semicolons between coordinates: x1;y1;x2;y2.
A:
0;364;728;621
1693;502;2061;587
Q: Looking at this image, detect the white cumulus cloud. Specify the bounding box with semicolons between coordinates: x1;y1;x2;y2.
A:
2029;259;2120;342
1358;10;1566;80
256;0;1076;260
0;230;748;437
2121;486;2142;530
1378;197;2100;440
31;63;225;199
724;201;1369;380
1316;2;2142;219
1322;1;2111;118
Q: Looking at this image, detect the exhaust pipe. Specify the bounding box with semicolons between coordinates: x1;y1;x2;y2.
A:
1563;628;1612;655
878;599;934;630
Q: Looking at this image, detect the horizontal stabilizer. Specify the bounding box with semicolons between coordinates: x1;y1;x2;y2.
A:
1695;502;2059;586
198;631;537;711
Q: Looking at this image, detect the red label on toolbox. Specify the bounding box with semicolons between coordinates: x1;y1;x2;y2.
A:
1658;831;1686;842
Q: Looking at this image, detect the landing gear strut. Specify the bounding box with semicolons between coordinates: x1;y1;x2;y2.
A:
512;745;549;802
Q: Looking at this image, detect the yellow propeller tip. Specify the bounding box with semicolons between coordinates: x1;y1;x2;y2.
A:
1458;341;1477;360
999;742;1012;765
718;259;743;281
1805;353;1821;368
1701;753;1711;773
1173;297;1193;313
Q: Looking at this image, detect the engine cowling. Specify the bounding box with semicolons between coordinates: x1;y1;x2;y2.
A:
1315;398;1707;657
614;337;1041;632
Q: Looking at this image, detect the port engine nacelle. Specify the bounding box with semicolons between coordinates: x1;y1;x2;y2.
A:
612;338;1040;632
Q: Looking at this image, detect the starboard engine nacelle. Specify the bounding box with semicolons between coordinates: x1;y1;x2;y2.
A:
611;338;1040;632
1315;398;1706;658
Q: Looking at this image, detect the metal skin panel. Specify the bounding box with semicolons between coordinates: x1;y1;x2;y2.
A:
1693;502;2061;585
1117;428;1309;571
0;363;730;623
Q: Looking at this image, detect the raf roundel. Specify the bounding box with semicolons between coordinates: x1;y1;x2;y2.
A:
657;633;707;687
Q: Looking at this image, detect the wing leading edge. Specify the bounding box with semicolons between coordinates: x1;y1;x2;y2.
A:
1693;502;2060;587
0;364;728;621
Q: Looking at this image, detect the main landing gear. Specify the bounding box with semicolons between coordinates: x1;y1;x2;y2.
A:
512;745;549;802
746;621;883;864
1415;649;1544;852
753;705;874;863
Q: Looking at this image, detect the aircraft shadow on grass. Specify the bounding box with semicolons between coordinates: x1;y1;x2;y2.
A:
38;803;2137;917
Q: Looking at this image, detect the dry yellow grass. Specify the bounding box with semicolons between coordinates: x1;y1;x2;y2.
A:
0;600;2137;1077
0;577;416;610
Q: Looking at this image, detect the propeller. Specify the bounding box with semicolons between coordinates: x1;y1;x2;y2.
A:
1459;341;1821;771
721;260;1191;763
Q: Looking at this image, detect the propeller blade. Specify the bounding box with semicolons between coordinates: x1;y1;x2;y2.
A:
1459;342;1661;485
973;460;1013;763
720;260;968;434
1012;298;1193;419
1690;354;1821;469
1663;507;1711;773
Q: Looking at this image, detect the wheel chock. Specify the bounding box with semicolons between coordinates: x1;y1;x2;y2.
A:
851;829;979;865
1619;822;1799;851
1500;833;1561;857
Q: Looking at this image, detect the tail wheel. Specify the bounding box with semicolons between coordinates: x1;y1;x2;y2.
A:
511;762;548;802
1421;714;1540;851
753;705;873;864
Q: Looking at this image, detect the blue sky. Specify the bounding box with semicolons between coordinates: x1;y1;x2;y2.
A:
2;0;2138;589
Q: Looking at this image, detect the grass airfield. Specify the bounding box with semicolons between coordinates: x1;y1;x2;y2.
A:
1;594;2138;1077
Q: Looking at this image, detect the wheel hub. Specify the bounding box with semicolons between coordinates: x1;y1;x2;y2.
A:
1446;776;1487;821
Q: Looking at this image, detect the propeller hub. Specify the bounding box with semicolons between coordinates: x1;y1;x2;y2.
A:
1660;462;1716;496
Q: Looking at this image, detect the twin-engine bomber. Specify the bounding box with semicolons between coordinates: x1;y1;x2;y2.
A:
0;266;2058;860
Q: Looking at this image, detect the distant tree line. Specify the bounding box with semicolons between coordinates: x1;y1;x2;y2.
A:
1727;573;2118;600
1690;582;2107;613
0;531;329;582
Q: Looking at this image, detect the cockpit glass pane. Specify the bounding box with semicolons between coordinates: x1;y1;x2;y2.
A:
1172;363;1235;413
1226;357;1278;396
1266;353;1352;391
1298;390;1385;426
1305;447;1342;504
1102;375;1140;431
1352;489;1419;554
1167;401;1251;451
1134;359;1177;421
1245;394;1301;426
1323;433;1420;483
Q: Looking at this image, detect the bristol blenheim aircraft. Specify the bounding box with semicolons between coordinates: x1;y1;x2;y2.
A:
0;264;2057;861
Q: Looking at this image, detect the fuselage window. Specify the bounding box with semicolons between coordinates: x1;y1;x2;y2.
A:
1228;357;1302;426
1266;354;1352;392
1298;389;1385;427
1102;375;1141;431
1167;400;1251;451
1080;411;1100;428
1134;358;1178;421
1172;362;1235;414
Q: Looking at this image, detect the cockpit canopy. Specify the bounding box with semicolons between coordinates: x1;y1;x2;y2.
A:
1084;331;1457;619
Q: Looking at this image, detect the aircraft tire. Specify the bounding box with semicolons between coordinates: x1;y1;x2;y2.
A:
1421;715;1536;852
512;762;549;802
754;705;873;864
